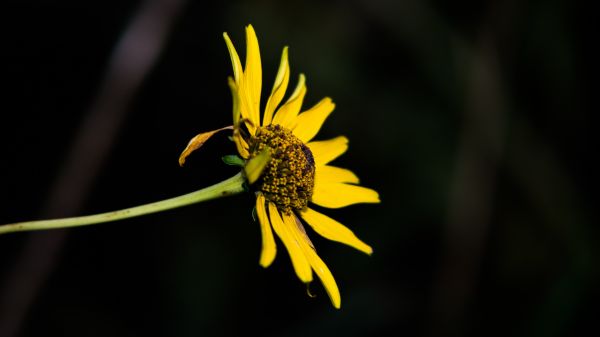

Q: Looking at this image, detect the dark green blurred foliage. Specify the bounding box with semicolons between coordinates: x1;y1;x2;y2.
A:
0;1;595;336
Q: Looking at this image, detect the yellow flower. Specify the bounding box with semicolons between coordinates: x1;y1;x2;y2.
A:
180;25;380;309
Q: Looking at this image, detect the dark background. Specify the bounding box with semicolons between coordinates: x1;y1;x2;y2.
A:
0;0;596;336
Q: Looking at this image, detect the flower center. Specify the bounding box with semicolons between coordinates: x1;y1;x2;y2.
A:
249;124;315;214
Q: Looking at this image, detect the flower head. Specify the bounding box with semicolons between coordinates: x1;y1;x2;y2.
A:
180;25;380;309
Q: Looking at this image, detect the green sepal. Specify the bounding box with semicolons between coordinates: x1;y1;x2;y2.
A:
244;147;271;184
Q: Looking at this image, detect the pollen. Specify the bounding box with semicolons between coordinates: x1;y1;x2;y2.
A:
248;124;315;214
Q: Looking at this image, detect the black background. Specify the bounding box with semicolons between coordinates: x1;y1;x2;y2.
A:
0;1;596;336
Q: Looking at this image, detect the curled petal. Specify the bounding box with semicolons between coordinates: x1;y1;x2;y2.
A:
178;126;233;166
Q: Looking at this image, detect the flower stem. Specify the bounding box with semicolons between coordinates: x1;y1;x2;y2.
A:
0;172;246;236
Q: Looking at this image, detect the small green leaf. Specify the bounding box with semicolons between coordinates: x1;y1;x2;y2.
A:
222;154;245;167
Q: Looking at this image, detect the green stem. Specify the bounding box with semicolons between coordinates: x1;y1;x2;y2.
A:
0;172;246;236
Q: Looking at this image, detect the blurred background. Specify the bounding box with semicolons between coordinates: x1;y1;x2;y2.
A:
0;0;596;336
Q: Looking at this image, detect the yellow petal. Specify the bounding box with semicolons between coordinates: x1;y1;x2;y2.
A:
283;213;341;309
227;78;250;158
223;32;243;85
244;147;271;184
238;79;258;134
227;77;241;126
233;129;250;159
256;193;277;267
272;74;306;129
283;212;315;251
305;248;341;309
312;182;380;209
243;24;262;128
293;97;335;143
300;208;372;255
178;126;233;166
263;47;290;126
268;203;313;283
307;136;349;167
225;28;258;133
316;165;360;184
